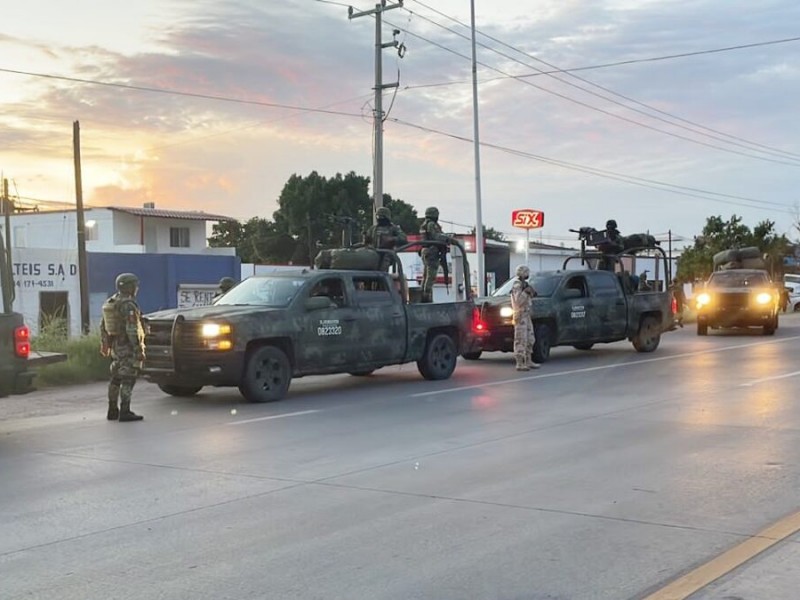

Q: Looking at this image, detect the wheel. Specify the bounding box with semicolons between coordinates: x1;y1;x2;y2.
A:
763;315;777;335
461;351;483;360
572;343;594;351
239;345;292;402
794;304;800;313
697;321;708;336
632;315;661;352
417;333;457;380
349;370;375;376
158;384;203;397
532;323;553;363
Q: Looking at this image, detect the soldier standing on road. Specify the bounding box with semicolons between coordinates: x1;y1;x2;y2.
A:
510;265;540;371
419;206;448;303
364;206;408;271
214;277;236;301
671;277;686;327
100;273;146;422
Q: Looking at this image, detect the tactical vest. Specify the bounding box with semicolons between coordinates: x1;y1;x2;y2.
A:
102;296;123;336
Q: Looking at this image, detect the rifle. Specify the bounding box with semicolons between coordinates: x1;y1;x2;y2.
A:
439;241;450;295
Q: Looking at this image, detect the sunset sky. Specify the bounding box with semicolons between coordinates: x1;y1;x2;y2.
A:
2;0;799;247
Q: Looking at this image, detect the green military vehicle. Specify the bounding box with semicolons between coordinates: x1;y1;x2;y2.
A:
467;244;675;363
694;248;781;335
0;226;66;397
141;241;478;402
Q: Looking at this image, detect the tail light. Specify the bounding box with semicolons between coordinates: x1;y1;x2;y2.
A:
14;325;30;359
472;307;488;334
671;296;678;315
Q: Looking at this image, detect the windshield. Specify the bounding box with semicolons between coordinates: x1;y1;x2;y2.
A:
214;276;306;307
492;274;561;297
785;274;800;285
708;271;768;288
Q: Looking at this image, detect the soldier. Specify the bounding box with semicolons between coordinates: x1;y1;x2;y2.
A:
100;273;146;422
598;219;624;272
510;264;540;371
364;206;408;271
419;206;448;303
214;277;236;300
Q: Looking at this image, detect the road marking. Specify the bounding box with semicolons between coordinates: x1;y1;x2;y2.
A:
740;370;800;387
227;409;319;426
413;336;800;398
642;508;800;600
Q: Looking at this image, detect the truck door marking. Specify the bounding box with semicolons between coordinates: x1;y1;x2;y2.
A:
570;305;586;319
317;319;342;336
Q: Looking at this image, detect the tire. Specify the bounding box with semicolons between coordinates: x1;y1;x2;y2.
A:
239;345;292;402
461;351;483;360
532;323;553;363
349;370;375;376
764;315;777;336
794;304;800;313
632;315;661;352
697;321;708;336
158;384;203;397
573;343;594;351
417;333;457;380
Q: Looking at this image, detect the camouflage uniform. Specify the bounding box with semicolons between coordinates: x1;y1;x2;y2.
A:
100;273;146;422
419;206;448;303
213;276;236;301
364;207;408;271
510;265;540;371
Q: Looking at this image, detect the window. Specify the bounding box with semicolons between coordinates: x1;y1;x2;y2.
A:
13;226;27;248
563;276;589;298
169;227;190;248
309;278;346;307
85;221;98;241
353;275;393;305
587;272;621;297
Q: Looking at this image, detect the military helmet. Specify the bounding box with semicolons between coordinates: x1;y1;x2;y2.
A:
219;277;236;292
425;206;439;219
375;206;391;220
606;219;618;230
515;265;530;279
115;273;139;294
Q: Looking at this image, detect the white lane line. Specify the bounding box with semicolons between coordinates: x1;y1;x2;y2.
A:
413;335;800;398
740;371;800;387
228;410;320;426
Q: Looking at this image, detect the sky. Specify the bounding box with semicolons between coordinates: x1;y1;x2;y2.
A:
2;0;800;249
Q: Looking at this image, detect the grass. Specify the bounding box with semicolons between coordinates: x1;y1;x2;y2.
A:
30;316;109;387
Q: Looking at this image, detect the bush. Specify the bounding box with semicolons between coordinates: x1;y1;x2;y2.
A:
31;316;109;387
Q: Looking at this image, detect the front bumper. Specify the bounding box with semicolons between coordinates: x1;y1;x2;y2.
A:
697;308;775;328
142;348;245;387
473;325;515;353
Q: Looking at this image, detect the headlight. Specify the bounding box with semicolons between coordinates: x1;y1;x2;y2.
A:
756;292;772;305
202;323;232;337
696;292;711;307
500;306;514;318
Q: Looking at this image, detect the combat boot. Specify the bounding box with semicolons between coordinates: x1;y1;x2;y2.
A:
107;383;120;420
526;356;541;370
515;356;529;371
119;400;143;422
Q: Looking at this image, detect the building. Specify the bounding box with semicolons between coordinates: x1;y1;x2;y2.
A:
1;204;239;336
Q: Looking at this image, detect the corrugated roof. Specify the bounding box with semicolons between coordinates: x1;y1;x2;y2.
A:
107;206;234;221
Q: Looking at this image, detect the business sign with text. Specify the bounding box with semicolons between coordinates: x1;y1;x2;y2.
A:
511;209;544;230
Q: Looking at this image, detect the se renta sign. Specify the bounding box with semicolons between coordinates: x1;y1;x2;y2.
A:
511;209;544;229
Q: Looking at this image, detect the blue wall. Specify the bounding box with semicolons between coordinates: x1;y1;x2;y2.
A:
88;253;241;313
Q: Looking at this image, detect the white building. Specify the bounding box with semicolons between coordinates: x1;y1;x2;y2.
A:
6;205;235;256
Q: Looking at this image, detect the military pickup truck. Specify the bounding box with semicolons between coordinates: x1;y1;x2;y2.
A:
695;269;781;335
467;247;675;363
0;227;66;398
141;241;477;402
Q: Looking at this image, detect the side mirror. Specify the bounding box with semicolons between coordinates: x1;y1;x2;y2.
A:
305;296;335;311
563;288;582;299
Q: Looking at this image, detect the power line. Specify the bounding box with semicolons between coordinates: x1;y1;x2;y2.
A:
394;6;800;167
409;0;800;163
389;117;796;215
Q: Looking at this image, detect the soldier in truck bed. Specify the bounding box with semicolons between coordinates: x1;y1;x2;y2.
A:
364;206;407;271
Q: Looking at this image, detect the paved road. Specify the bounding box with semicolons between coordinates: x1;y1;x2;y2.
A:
3;316;800;599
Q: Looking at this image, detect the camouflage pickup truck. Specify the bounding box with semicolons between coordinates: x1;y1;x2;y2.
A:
142;241;477;402
468;247;675;363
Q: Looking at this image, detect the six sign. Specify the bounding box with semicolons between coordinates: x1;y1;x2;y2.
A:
511;209;544;229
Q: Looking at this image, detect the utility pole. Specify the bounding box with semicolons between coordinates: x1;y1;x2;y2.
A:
73;121;90;335
349;1;405;224
469;0;486;296
2;178;14;311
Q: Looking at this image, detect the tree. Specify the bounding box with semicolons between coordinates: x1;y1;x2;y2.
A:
469;225;506;242
209;217;296;264
676;214;791;282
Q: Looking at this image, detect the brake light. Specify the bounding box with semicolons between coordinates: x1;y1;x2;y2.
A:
14;325;30;359
671;296;677;315
472;307;488;333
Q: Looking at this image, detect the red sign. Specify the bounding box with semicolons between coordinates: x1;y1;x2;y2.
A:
511;209;544;229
